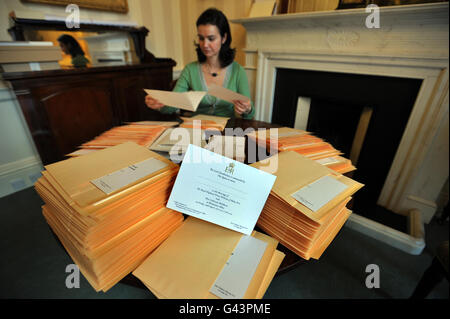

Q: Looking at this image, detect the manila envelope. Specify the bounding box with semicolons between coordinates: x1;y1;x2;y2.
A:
44;142;177;211
251;151;363;222
133;217;280;299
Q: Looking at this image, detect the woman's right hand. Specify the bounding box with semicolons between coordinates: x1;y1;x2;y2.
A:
145;95;164;110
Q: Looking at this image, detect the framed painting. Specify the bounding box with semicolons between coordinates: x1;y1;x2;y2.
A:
22;0;129;13
337;0;369;9
338;0;447;8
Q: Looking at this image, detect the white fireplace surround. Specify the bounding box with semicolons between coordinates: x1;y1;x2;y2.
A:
232;2;448;251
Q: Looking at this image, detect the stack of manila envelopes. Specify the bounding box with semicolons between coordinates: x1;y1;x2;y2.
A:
247;127;356;174
67;123;169;157
133;217;285;299
35;142;184;292
125;121;179;127
180;114;230;131
251;151;364;260
314;156;355;174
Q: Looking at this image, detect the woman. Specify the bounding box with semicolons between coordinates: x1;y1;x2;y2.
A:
57;34;90;68
145;8;254;119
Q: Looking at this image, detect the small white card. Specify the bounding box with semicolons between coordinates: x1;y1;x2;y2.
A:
167;144;276;235
91;157;168;194
291;175;348;212
210;235;267;299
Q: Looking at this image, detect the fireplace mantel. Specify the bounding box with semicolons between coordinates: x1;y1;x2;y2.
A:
231;2;448;57
231;2;449;232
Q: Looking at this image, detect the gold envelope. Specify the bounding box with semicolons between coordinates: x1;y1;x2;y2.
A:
142;248;286;299
37;169;177;247
247;127;308;144
133;217;242;298
133;217;282;299
40;165;177;219
44;142;177;211
42;204;183;292
126;121;180;127
180;114;229;131
251;151;363;222
206;230;279;299
255;250;285;298
309;208;352;260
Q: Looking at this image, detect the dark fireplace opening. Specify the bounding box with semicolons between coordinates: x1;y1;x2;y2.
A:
272;68;422;232
307;98;365;158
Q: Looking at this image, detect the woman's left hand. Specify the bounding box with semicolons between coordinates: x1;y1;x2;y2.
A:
233;100;251;115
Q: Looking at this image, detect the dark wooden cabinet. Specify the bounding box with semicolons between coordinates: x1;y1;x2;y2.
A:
3;61;176;165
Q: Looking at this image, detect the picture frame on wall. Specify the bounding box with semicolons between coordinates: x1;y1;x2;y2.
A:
338;0;448;9
338;0;369;9
22;0;129;13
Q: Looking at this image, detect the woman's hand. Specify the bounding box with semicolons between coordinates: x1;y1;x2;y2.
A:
233;100;251;115
145;95;164;110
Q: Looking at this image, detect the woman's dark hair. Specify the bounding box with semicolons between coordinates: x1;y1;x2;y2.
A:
195;8;235;67
57;34;84;57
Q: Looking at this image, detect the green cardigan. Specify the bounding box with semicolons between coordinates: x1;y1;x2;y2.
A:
71;55;89;68
160;61;255;119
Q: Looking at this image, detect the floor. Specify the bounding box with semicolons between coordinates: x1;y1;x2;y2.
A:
0;187;448;299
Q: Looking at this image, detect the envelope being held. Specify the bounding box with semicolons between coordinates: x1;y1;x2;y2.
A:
144;89;206;112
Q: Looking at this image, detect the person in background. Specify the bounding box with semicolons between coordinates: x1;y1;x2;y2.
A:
57;34;90;68
145;8;254;119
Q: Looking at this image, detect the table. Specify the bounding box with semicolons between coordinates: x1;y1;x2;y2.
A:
48;116;307;292
119;117;306;290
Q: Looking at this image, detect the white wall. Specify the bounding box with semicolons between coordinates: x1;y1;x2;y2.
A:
0;81;44;198
138;0;185;71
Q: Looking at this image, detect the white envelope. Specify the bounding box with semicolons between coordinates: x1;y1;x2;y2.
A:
207;84;250;103
144;89;206;112
144;86;249;112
